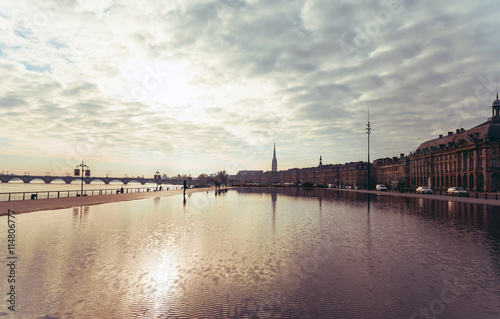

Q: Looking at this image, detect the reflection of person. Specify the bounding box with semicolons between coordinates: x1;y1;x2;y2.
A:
120;187;124;194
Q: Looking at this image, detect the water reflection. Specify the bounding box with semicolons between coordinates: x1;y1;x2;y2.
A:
72;205;89;228
235;187;500;240
271;188;277;234
2;188;500;318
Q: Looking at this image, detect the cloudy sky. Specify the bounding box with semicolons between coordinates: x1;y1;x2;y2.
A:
1;0;499;177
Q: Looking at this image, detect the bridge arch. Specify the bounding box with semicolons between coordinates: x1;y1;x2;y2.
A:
28;178;47;183
50;178;66;184
108;179;125;184
68;178;85;184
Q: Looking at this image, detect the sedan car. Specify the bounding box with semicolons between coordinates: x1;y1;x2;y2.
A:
446;187;469;197
416;186;433;194
376;184;388;191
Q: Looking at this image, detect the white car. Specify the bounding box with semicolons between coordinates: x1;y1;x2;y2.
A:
416;186;433;194
376;184;388;191
446;187;469;197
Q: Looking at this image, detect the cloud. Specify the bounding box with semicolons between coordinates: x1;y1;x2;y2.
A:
1;0;500;176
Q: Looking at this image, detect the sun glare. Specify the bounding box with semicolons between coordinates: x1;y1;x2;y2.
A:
124;60;199;108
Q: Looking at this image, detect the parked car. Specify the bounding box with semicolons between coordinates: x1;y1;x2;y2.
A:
376;184;388;191
416;186;433;194
446;187;469;197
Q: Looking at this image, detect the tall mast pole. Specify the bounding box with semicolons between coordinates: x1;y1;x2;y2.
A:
366;110;371;189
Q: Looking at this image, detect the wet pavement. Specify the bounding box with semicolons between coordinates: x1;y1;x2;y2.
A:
1;187;499;318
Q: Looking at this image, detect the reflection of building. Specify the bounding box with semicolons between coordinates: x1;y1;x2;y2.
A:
409;95;500;192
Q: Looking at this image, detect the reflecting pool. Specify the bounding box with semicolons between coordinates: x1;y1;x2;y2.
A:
1;188;500;318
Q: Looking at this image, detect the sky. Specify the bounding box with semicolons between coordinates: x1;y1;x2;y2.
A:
1;0;500;178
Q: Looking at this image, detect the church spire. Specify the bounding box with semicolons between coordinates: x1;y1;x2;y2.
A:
272;143;277;172
319;155;323;167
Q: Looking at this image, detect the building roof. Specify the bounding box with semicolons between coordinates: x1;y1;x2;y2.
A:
416;117;500;153
493;94;500;107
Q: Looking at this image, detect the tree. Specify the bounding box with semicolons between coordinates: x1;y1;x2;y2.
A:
215;170;228;185
197;174;208;185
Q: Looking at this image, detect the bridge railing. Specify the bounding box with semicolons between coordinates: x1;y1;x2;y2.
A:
0;186;182;202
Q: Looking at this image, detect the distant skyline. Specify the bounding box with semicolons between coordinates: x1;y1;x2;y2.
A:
1;0;500;177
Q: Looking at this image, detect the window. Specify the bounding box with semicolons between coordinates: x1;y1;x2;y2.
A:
493;148;497;155
493;158;498;168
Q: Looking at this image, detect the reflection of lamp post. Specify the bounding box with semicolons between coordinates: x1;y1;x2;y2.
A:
75;161;90;197
366;111;371;190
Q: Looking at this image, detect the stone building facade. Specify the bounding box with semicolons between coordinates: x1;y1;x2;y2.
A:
232;96;500;192
338;161;369;188
235;155;368;188
373;154;409;190
409;95;500;192
232;170;263;184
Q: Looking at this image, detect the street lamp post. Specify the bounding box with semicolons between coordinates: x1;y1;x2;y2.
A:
154;170;161;190
366;111;371;190
75;161;90;197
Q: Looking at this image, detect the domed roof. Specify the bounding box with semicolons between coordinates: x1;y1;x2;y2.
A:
493;94;500;107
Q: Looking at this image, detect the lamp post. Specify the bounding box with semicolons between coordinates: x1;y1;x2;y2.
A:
154;170;161;190
75;161;90;197
366;111;371;190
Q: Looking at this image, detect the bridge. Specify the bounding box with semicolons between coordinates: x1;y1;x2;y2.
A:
0;174;187;185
